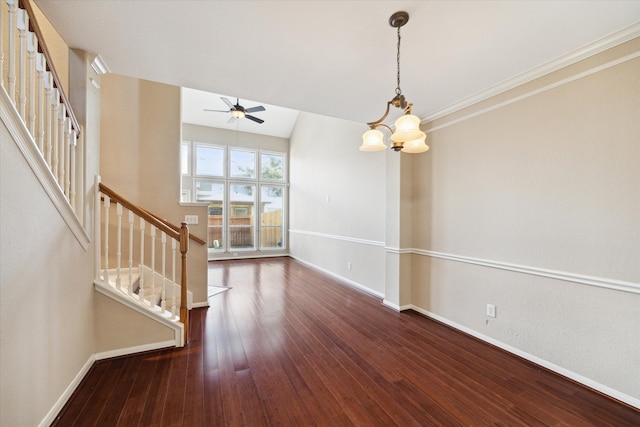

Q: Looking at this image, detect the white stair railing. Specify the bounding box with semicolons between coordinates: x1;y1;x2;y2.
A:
95;178;198;344
1;0;83;220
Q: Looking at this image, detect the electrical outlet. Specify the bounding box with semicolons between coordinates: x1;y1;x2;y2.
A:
184;215;198;225
486;304;496;318
347;262;352;270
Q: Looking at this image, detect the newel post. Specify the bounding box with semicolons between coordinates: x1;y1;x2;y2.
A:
180;222;189;344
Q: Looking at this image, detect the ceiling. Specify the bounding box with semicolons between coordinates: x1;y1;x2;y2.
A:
35;1;640;138
181;88;299;139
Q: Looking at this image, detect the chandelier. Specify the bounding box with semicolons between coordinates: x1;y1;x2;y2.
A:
359;11;428;154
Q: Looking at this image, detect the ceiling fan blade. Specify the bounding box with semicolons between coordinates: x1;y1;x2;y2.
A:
204;109;230;113
221;97;234;109
227;116;237;123
245;105;265;113
245;115;264;124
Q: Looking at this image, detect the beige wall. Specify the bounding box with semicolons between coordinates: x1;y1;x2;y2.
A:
100;74;209;305
289;111;387;295
411;38;640;402
94;293;175;353
288;38;639;405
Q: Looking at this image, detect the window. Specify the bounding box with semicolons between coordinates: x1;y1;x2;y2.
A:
196;144;224;177
230;149;256;179
181;141;287;256
261;153;284;181
260;184;284;249
233;207;249;216
230;183;256;250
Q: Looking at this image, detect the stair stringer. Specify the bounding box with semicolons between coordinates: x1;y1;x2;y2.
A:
94;280;185;348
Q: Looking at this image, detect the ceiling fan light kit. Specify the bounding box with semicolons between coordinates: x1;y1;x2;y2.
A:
359;11;428;154
204;97;266;124
231;109;245;119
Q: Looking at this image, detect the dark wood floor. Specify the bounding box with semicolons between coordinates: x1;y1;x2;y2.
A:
54;257;639;426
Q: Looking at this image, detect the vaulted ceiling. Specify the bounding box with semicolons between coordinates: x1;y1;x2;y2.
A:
35;0;640;135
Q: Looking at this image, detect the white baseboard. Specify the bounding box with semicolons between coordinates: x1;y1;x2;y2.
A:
382;300;412;311
38;354;96;427
290;256;384;299
94;340;177;361
408;304;640;410
191;301;210;308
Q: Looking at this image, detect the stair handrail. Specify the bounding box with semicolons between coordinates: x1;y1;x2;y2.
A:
19;0;80;135
97;180;195;344
2;0;84;221
99;183;181;241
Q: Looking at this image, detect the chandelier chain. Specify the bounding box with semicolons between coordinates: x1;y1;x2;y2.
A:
396;26;402;96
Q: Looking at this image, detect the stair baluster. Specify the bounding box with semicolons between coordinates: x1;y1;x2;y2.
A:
17;8;26;119
57;104;65;189
69;130;77;209
44;73;52;167
138;218;145;303
171;239;177;318
127;211;134;296
150;225;156;308
63;118;71;197
115;203;122;291
161;232;167;312
102;196;110;282
50;87;58;177
7;0;16;103
35;54;45;152
27;32;36;134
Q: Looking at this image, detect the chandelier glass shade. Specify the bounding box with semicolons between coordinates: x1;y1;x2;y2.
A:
391;114;425;143
360;129;386;152
359;11;429;154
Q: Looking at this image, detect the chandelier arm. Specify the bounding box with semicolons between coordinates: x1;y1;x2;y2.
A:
371;123;393;133
366;100;395;128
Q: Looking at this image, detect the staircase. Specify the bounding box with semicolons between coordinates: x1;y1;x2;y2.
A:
94;180;204;346
2;0;200;349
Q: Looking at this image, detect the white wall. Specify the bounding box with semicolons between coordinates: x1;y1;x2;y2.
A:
289;112;387;296
0;53;100;425
411;39;640;403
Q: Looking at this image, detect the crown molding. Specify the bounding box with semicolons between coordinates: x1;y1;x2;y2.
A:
421;22;640;124
90;54;110;75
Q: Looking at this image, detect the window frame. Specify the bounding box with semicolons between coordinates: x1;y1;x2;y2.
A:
180;141;287;257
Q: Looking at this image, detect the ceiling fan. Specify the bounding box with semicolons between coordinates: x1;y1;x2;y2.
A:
204;97;266;124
